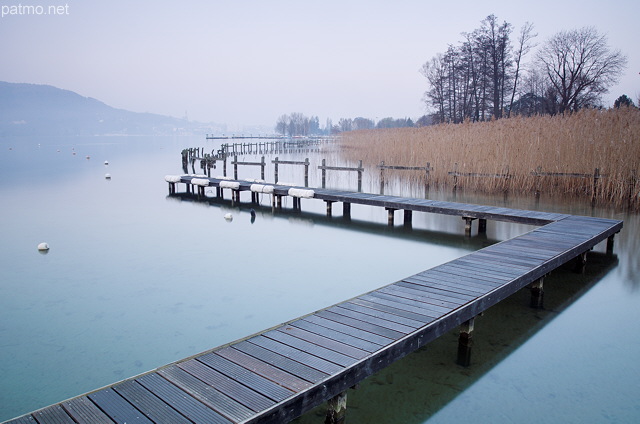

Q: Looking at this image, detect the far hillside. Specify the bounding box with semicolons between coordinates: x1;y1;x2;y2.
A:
0;81;210;136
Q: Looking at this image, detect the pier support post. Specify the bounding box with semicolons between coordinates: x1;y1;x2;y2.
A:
293;197;301;211
216;187;222;198
343;202;351;220
530;277;544;309
386;208;397;226
304;158;309;187
403;210;413;227
457;318;474;367
606;234;615;255
478;218;487;233
325;391;347;424
325;200;334;217
574;251;588;273
462;217;476;236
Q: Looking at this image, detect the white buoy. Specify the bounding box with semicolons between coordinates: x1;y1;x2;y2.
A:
224;213;233;221
104;160;109;165
86;155;90;160
105;173;111;179
37;242;49;251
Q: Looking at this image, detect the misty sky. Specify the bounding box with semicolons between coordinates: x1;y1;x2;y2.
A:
1;0;638;128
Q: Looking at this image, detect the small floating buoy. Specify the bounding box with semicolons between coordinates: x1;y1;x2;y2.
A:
72;152;76;156
86;155;90;160
57;149;60;152
37;242;49;251
105;173;111;179
104;160;109;165
224;213;233;221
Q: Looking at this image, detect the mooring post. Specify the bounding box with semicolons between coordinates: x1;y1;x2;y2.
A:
343;202;351;219
233;155;238;180
216;187;222;198
260;156;265;180
478;218;487;233
325;391;347;424
379;161;385;195
425;162;431;198
321;159;327;188
223;156;227;177
592;167;600;204
304;158;310;187
530;277;544;309
357;160;363;192
273;157;279;183
453;162;459;191
386;208;396;226
457;318;475;367
403;210;412;227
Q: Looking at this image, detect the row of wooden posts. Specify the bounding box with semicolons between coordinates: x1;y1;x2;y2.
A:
188;153;624;197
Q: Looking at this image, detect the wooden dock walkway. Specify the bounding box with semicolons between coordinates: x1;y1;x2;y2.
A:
4;176;623;424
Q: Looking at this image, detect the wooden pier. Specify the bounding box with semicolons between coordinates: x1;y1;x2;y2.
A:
4;176;623;424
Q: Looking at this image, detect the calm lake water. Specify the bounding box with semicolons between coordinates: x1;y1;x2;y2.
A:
0;135;638;423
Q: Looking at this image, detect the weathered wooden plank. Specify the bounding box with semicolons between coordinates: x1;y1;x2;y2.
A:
289;318;383;353
177;358;276;412
232;340;329;383
364;291;454;317
301;314;395;347
89;388;154;424
197;352;295;402
391;282;467;308
315;310;406;340
276;326;370;360
3;415;37;424
113;380;191;424
158;366;255;422
62;397;114;424
379;285;462;312
262;329;358;368
30;406;75;424
349;296;437;324
326;305;417;334
339;300;426;328
215;346;313;392
135;373;232;424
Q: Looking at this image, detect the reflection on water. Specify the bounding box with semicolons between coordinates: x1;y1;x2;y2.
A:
0;136;638;423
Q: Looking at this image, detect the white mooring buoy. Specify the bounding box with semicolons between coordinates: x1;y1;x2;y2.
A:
105;173;111;180
104;160;109;165
224;213;233;221
37;242;50;251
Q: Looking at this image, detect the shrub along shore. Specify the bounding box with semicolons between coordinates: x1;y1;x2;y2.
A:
339;107;640;210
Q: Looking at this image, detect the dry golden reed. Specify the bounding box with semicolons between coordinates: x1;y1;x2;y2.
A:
339;107;640;209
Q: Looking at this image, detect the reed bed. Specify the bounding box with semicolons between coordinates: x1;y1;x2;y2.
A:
339;107;640;209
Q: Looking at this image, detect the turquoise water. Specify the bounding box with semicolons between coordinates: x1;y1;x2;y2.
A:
0;136;638;423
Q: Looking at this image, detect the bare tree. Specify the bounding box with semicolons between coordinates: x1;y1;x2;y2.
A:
507;22;537;117
537;27;627;113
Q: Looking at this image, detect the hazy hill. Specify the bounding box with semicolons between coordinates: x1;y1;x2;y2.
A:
0;81;200;136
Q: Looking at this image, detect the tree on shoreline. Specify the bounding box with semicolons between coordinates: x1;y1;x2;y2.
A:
421;17;627;121
537;27;627;114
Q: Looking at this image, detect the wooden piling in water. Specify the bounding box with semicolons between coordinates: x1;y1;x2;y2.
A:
325;391;347;424
457;318;475;367
530;277;544;309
